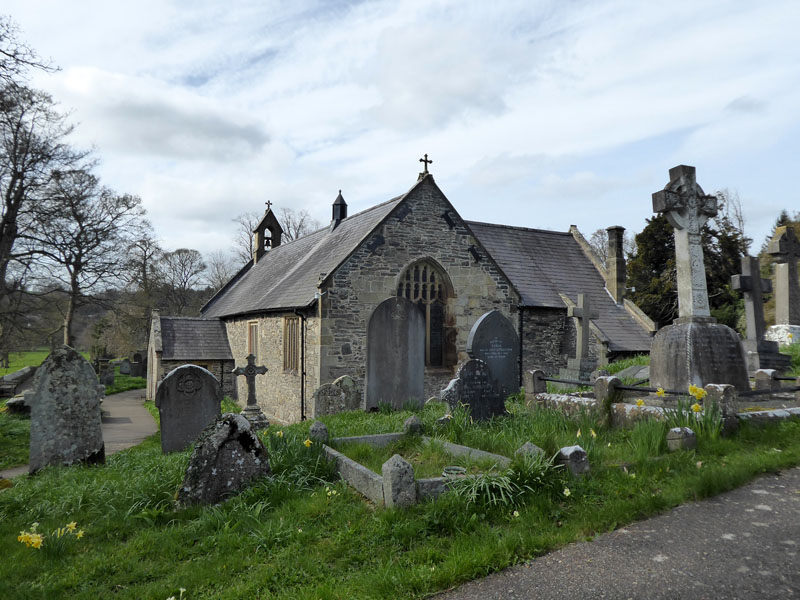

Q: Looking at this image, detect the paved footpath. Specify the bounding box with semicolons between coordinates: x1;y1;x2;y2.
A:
0;388;157;479
435;467;800;600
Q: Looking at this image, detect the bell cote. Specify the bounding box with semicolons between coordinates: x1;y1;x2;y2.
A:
253;206;284;264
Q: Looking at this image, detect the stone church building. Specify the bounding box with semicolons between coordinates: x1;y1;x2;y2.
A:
148;171;653;423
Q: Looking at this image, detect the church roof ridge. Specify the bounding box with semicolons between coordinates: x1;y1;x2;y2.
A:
465;220;572;236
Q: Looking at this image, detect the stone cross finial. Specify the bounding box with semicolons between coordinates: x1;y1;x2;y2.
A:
731;256;772;343
265;200;272;211
233;353;268;409
767;226;800;325
419;153;433;174
568;294;599;359
652;165;718;319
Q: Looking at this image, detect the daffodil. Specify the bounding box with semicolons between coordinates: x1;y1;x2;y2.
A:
30;533;43;549
636;399;644;407
656;387;665;397
691;402;703;413
66;521;77;532
304;439;312;447
276;430;284;438
590;428;597;438
76;530;84;539
576;428;581;438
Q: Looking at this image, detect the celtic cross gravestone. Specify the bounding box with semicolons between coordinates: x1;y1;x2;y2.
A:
233;353;270;430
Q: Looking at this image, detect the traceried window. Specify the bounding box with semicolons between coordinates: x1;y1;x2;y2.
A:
283;316;300;373
247;322;258;359
397;261;451;367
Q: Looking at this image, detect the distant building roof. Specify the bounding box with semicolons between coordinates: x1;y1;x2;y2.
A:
160;317;233;360
202;194;404;318
468;221;652;353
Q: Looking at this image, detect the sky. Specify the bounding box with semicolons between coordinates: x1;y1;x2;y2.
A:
5;0;800;259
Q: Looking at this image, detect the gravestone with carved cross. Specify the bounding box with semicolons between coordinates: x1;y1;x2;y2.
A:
649;166;749;391
558;294;599;382
765;225;800;345
732;256;791;372
233;353;270;430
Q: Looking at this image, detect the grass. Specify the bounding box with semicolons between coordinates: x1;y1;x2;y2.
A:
333;436;504;478
2;397;799;600
780;343;800;376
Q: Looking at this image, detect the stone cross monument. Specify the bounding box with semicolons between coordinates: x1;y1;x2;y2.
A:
765;226;800;346
649;165;748;391
558;293;599;382
732;256;790;372
233;353;270;430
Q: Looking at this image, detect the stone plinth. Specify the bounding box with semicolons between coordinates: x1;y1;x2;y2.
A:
650;317;749;392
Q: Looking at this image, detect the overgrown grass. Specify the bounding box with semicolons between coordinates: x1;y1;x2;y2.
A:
780;343;800;376
2;397;800;599
0;410;30;470
604;354;650;376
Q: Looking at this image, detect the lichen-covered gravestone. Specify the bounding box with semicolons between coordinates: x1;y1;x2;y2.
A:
441;359;505;421
313;374;361;416
466;310;520;399
29;345;105;474
156;365;221;453
176;413;270;506
365;297;425;410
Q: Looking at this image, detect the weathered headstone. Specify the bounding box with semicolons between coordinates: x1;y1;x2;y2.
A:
99;366;115;387
666;427;697;452
765;226;800;345
176;413;270;507
557;445;589;476
731;255;790;372
649;166;749;391
156;365;221;453
516;441;545;459
232;353;269;430
382;454;416;508
28;345;105;473
403;415;423;435
559;294;600;381
119;359;132;375
440;359;505;421
466;310;520;399
365;297;425;410
313;374;361;417
309;420;330;444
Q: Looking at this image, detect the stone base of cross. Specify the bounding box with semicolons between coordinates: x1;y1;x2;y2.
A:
233;353;270;430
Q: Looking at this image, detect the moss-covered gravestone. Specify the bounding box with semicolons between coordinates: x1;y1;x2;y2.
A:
29;345;105;474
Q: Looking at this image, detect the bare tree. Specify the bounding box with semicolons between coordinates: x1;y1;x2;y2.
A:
277;207;321;241
205;249;237;291
159;248;207;315
0;16;57;85
587;228;636;269
0;86;83;351
232;211;260;265
29;169;145;346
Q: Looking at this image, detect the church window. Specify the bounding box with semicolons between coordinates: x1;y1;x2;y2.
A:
283;316;300;373
247;321;258;359
397;261;451;367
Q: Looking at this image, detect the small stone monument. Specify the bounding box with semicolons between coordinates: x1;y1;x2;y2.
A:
559;294;599;381
765;225;800;345
557;445;589;476
440;358;505;421
232;353;269;430
156;365;222;453
119;359;132;375
466;310;520;399
28;345;105;473
382;454;416;508
99;366;115;387
176;413;270;507
731;255;790;372
313;374;361;417
365;297;425;410
649;165;749;391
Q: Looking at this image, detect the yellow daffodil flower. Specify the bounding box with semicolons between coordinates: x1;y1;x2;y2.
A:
30;534;43;549
590;428;597;438
691;403;703;413
656;387;665;397
576;428;581;438
636;399;644;407
66;521;77;532
304;439;312;447
76;530;84;540
276;430;283;438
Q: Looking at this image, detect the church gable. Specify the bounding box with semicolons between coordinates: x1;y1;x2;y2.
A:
318;174;520;396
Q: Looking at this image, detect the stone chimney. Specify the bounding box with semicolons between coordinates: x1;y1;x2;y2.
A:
253;208;283;264
331;190;347;231
606;226;626;303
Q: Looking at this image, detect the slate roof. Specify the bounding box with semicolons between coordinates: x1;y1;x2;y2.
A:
202;195;404;318
160;317;233;360
467;221;652;353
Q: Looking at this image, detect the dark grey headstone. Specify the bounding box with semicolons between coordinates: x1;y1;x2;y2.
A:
441;359;505;421
156;365;222;453
119;359;131;375
466;310;520;399
176;413;270;506
365;297;425;410
99;367;115;387
28;346;105;473
313;375;361;417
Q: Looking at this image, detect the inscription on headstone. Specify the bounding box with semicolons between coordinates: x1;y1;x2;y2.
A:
440;359;505;421
466;310;520;399
156;364;221;453
365;297;425;410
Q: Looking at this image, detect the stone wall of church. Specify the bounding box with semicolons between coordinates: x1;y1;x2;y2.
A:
224;310;320;424
318;176;520;404
521;307;602;376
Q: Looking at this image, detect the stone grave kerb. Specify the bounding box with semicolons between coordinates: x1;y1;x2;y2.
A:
652;165;717;321
767;226;800;326
232;353;269;430
568;294;599;360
